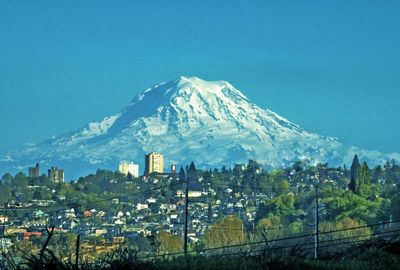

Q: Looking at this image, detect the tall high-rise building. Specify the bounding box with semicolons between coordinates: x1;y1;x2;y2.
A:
118;162;139;178
28;163;40;178
48;167;64;183
144;152;164;175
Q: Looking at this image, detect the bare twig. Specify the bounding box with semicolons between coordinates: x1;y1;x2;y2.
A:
40;226;55;263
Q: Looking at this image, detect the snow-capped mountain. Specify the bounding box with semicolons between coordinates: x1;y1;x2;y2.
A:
1;76;399;179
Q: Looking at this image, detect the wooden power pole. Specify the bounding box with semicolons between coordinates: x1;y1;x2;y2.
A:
75;234;81;270
184;175;189;255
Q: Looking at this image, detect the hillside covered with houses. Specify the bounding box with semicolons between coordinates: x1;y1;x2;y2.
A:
1;157;400;265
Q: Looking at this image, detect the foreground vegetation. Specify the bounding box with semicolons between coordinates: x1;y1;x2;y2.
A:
19;238;400;270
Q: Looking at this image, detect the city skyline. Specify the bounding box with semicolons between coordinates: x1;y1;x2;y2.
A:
0;1;399;155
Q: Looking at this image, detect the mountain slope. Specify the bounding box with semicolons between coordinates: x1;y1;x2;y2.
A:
1;76;399;179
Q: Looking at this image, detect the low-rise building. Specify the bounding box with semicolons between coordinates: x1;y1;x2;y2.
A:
0;215;8;223
136;203;149;211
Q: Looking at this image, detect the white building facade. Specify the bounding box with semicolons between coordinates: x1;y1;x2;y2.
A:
118;162;139;178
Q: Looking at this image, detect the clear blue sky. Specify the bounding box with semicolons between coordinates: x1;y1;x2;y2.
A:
0;0;399;154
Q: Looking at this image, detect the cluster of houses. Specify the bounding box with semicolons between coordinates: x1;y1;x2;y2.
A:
0;159;347;258
0;162;265;253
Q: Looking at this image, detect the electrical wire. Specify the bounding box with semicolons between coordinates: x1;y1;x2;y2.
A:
136;219;400;259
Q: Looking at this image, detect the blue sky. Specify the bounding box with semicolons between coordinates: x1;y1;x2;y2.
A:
0;0;399;154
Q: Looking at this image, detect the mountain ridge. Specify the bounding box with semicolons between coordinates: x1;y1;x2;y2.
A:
1;76;399;179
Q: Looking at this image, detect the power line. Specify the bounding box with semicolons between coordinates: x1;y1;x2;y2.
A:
152;229;400;260
4;213;400;264
282;231;400;254
254;228;400;255
137;219;400;259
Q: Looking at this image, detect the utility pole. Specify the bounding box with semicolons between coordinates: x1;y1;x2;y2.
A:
179;166;189;255
314;185;319;260
183;162;198;256
75;234;81;270
184;174;189;255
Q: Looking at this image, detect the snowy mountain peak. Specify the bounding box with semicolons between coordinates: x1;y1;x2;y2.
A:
118;76;254;134
1;76;399;179
176;75;226;86
174;76;248;100
134;75;248;107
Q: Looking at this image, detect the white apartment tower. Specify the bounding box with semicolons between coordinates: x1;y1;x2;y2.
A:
118;162;139;178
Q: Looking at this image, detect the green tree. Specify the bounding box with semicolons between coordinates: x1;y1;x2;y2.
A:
390;195;400;221
256;215;304;245
85;183;102;194
372;165;383;184
1;173;13;186
276;180;290;193
256;193;296;221
349;154;360;194
0;184;12;204
13;172;32;202
319;217;371;253
32;189;41;200
36;174;53;187
322;189;389;222
257;215;284;240
358;162;372;196
203;215;244;248
135;234;154;253
157;231;183;254
40;188;53;200
258;174;274;191
320;217;371;240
